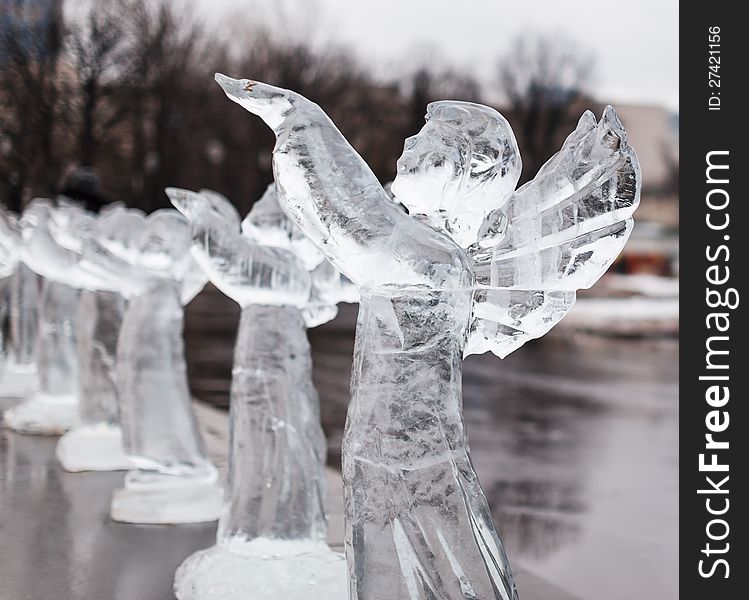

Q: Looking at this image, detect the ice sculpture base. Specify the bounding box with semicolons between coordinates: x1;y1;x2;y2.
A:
56;423;132;472
0;365;37;399
111;471;223;524
2;393;78;435
174;538;347;600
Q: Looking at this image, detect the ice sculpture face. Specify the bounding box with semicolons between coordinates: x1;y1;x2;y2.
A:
392;101;522;248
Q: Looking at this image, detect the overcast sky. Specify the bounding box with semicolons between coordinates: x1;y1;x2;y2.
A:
198;0;679;111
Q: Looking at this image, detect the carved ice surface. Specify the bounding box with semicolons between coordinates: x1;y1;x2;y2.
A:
168;186;349;600
0;209;39;398
55;286;130;472
2;203;81;434
101;208;221;523
217;73;639;600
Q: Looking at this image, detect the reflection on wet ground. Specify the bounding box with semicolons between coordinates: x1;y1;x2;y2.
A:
0;422;216;600
0;400;579;600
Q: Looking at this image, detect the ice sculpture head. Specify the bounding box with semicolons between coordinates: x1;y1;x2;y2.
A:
392;101;521;248
214;73;296;131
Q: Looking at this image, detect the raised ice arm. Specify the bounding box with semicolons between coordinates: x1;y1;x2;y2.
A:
465;107;640;357
215;74;470;290
167;188;311;308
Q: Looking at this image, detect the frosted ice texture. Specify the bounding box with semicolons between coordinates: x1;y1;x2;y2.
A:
9;263;39;371
35;281;78;396
169;186;349;599
75;289;124;425
23;204;132;467
0;210;19;375
12;204;126;449
217;74;640;600
0;211;38;387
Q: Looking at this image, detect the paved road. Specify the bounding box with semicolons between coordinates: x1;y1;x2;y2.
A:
0;398;579;600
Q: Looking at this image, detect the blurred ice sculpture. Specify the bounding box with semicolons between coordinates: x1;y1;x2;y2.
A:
99;207;219;523
168;184;354;600
0;208;40;398
2;202;82;434
217;74;640;600
25;206;134;472
0;210;20;385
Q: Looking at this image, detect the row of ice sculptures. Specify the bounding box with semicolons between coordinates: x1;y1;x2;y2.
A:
0;75;640;600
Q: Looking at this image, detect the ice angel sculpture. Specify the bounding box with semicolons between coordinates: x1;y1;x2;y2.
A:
3;201;81;434
167;184;354;600
217;74;640;600
16;204;133;470
97;208;219;523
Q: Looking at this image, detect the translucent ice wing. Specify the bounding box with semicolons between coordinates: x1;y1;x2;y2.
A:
466;106;640;358
167;188;311;308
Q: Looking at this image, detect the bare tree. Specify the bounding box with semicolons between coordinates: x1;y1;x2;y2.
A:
0;0;67;209
66;0;133;167
498;33;597;182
